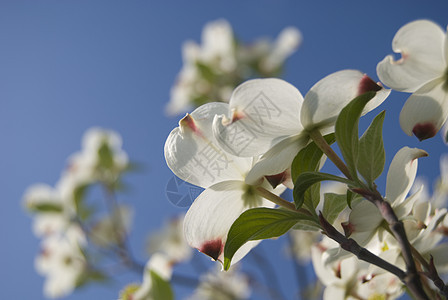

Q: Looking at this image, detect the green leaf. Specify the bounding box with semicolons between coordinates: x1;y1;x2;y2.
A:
322;193;348;225
346;189;363;209
223;207;313;270
73;184;90;221
291;133;335;183
347;189;354;209
357;111;386;186
150;270;174;300
192;94;210;107
291;134;335;212
291;219;322;231
98;142;114;169
335;92;376;180
27;202;63;213
88;270;108;283
76;269;108;288
303;183;321;214
293;172;352;209
196;61;216;82
74;184;87;205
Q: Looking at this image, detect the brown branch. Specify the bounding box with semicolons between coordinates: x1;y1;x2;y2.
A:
414;249;448;299
354;188;429;300
102;184;144;273
318;213;406;280
424;256;448;299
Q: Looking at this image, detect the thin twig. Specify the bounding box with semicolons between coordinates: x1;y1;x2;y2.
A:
318;213;407;280
423;256;448;299
411;244;448;299
102;184;144;273
353;188;429;300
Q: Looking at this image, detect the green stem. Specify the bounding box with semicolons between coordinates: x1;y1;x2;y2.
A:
308;129;353;180
255;187;310;216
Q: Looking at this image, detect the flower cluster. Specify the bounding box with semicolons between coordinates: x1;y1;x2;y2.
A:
24;18;448;300
164;69;388;267
119;214;195;300
166;19;302;116
312;238;404;300
377;19;448;141
24;128;133;298
163;19;448;300
312;147;448;299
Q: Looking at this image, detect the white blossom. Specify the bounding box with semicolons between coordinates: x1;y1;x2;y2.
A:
377;19;448;140
146;213;192;264
164;102;286;265
35;225;87;299
187;265;250;300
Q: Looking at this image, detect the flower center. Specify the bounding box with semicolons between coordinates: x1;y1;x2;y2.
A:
242;184;262;208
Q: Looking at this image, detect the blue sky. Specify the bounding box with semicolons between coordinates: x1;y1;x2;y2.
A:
1;1;448;299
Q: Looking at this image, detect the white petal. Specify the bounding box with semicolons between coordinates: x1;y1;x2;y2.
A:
413;200;430;223
399;79;448;140
403;219;421;243
412;208;447;253
301;70;389;131
323;286;346;300
165;103;252;188
386;147;428;205
339;257;359;281
445;24;448;65
134;254;173;300
183;180;275;265
245;134;309;185
427;243;448;273
394;186;423;219
377;20;446;92
201;19;235;66
347;200;382;246
261;27;302;72
148;253;173;281
33;214;67;237
82;127;123;152
214;78;303;157
311;244;337;285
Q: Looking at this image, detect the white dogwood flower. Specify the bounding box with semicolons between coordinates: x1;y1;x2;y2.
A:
343;147;428;246
132;254;173;300
35;226;87;299
146;213;192;264
187;265;251;300
213;71;389;185
165;102;286;265
377;19;448;140
312;237;405;300
166;20;302;116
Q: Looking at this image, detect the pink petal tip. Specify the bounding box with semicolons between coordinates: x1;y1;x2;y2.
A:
412;123;437;141
358;74;382;95
199;239;224;261
265;171;289;189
